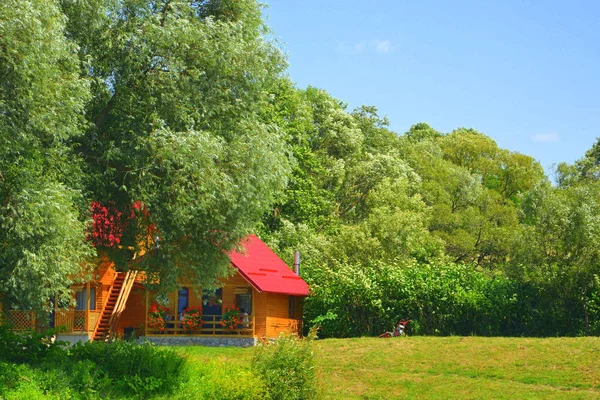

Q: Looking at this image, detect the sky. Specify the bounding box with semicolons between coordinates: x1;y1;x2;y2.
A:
262;0;600;173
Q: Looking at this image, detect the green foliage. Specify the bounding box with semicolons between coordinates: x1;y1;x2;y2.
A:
0;331;185;399
0;326;67;364
179;360;269;400
69;340;185;397
65;0;290;288
252;332;317;400
304;260;567;338
508;181;600;335
1;0;294;308
0;0;93;312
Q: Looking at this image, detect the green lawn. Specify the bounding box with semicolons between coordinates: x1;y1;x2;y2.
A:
174;336;600;399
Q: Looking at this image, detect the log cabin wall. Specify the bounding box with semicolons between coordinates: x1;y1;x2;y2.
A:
95;257;116;311
115;285;146;336
220;272;252;310
266;293;293;338
253;290;268;337
118;281;204;336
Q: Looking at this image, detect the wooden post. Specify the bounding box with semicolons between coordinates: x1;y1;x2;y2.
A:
86;282;91;331
144;290;149;335
252;288;256;337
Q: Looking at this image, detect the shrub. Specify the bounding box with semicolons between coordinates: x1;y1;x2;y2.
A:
69;340;185;397
0;325;67;364
304;260;572;337
178;360;269;400
0;326;185;398
252;330;317;400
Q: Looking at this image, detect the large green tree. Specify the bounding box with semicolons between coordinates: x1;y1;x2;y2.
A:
399;126;544;266
509;181;600;334
0;0;93;311
63;0;292;290
1;0;292;311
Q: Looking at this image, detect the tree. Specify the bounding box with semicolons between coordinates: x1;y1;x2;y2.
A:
509;182;600;334
0;0;93;312
65;0;292;290
1;0;292;310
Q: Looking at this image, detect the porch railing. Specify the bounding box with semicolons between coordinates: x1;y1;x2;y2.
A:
145;314;255;337
5;310;36;331
55;310;101;332
4;310;100;332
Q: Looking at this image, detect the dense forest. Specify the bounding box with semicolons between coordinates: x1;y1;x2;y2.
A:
259;91;600;337
1;0;599;337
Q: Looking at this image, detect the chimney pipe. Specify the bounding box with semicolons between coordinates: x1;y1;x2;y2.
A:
293;251;301;276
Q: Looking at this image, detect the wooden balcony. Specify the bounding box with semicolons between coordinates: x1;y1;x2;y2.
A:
145;314;255;337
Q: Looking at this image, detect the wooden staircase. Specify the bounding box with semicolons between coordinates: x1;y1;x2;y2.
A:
92;270;138;341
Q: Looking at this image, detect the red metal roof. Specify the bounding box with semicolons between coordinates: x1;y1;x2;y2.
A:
228;235;309;297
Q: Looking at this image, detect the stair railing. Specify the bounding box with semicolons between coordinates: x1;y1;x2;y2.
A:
91;273;121;341
108;270;139;335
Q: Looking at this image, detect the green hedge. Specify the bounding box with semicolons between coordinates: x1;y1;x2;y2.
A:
304;261;600;337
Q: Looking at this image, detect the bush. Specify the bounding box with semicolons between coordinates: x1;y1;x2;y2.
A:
177;360;269;400
0;333;186;399
0;325;67;364
252;330;317;400
304;260;566;337
69;340;185;398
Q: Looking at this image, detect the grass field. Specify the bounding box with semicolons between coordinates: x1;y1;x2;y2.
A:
174;336;600;399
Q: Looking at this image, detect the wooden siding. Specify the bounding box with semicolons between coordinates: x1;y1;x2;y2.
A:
253;290;268;337
220;272;252;310
95;257;116;311
128;284;203;335
266;293;291;337
115;285;146;335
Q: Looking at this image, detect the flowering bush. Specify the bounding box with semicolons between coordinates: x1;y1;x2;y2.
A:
89;200;155;249
148;304;168;331
221;306;240;330
89;201;128;247
181;306;203;332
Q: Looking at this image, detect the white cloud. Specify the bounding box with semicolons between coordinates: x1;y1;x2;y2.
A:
372;40;393;54
337;39;395;55
531;133;560;143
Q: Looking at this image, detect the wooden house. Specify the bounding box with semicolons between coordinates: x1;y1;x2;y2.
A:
2;235;309;346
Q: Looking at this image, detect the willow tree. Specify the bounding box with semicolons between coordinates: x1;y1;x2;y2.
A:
1;0;292;311
65;0;292;290
0;0;93;312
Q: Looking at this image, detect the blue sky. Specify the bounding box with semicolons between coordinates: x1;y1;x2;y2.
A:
262;0;600;173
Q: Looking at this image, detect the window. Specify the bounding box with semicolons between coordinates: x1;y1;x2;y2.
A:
75;288;96;310
178;288;189;315
235;293;252;315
